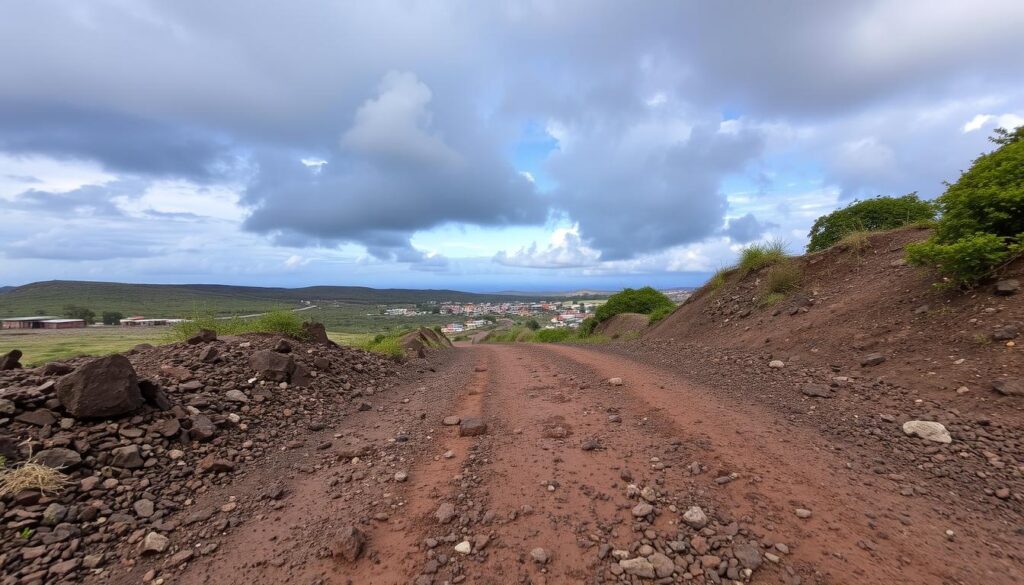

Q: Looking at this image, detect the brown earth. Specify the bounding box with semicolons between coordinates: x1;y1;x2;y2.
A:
594;313;649;338
13;340;1013;584
2;230;1021;584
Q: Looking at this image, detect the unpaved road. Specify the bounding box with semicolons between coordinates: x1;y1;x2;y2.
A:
122;343;1021;585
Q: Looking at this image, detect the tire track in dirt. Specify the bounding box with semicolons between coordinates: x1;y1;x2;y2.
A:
542;343;1020;585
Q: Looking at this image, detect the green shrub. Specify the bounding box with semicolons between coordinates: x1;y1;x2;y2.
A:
534;328;573;343
907;127;1024;285
757;292;786;307
907;232;1022;286
578;317;598;337
806;194;937;253
737;240;787;275
101;311;124;326
594;287;674;322
358;333;405;359
169;309;308;341
62;304;96;324
525;319;541;331
764;260;802;294
648;305;674;324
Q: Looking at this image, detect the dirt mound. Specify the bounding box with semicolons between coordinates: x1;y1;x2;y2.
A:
0;332;402;582
400;327;453;358
647;226;1024;412
594;312;650;338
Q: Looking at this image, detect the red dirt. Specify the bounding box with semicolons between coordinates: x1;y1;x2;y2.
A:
96;340;1021;584
594;312;649;338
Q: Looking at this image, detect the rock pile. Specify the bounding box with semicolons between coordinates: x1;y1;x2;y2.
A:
0;332;399;583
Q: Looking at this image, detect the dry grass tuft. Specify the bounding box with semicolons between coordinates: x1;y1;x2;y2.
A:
0;449;71;498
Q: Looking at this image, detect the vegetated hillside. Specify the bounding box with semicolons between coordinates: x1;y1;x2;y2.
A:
646;227;1023;399
0;280;561;318
0;286;13;295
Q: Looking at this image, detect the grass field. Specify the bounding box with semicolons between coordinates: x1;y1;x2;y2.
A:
0;280;565;319
0;327;168;366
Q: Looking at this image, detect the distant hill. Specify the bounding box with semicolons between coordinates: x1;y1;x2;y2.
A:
0;280;567;318
0;286;13;295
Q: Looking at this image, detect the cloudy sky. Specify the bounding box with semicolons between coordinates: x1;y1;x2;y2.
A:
2;1;1023;291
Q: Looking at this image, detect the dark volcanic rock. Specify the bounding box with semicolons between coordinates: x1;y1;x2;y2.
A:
35;448;82;470
40;361;74;376
992;379;1024;397
459;417;488;437
186;329;217;344
139;379;173;410
302;321;335;345
249;350;296;382
0;349;22;370
801;383;832;398
56;355;143;419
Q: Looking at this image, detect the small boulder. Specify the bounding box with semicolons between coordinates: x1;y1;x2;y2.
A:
435;502;457;524
902;420;952;444
619;557;655;578
56;355;143;419
331;524;368;561
111;445;144;469
768;360;784;369
249;350;295;382
860;353;886;367
458;417;487;437
682;505;708;528
530;547;550;564
273;339;293;353
994;279;1019;296
992;379;1023;397
189;414;217;442
186;329;217;344
197;455;235;473
40;362;73;376
141;532;169;555
35;448;81;470
302;321;334;345
0;349;22;370
199;346;221;363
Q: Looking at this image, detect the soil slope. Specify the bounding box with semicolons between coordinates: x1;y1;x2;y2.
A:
594;312;649;338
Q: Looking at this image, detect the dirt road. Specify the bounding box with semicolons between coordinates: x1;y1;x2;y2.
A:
134;343;1020;585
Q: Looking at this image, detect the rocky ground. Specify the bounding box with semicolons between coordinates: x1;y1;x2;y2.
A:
1;319;1021;584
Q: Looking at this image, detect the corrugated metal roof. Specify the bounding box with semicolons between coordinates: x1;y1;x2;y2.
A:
0;316;59;321
41;319;85;323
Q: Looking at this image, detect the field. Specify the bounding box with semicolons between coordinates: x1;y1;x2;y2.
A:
0;327;168;366
0;280;569;318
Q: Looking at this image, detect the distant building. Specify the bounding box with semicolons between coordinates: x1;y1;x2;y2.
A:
0;316;85;329
120;317;185;327
2;316;58;329
42;319;86;329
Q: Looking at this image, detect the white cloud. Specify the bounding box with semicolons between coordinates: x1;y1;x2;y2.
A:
341;71;462;168
494;225;601;269
284;254;310;268
964;112;1024;133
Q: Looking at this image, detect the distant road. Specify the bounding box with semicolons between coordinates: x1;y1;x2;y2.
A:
217;305;318;320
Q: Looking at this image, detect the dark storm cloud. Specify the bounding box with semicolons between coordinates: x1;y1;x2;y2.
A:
1;0;1022;266
723;213;778;243
0;102;236;181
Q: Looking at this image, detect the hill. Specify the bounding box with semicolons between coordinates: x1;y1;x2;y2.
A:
644;227;1023;399
0;286;13;295
0;280;564;318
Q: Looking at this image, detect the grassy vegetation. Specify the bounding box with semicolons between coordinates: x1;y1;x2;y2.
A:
707;268;730;292
0;280;577;319
356;333;406;359
737;240;787;275
593;287;674;322
0;327;167;366
764;260;802;295
806;193;937;253
168;310;308;341
835;230;872;254
647;305;674;324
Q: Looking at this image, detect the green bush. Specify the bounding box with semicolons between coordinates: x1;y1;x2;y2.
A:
648;305;674;324
578;317;598;337
169;309;308;341
806;194;937;253
907;232;1022;286
737;240;787;275
534;328;573;342
525;319;541;331
907;127;1024;285
358;333;405;359
594;287;674;322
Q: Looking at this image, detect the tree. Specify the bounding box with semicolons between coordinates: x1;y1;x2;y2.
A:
806;193;937;253
525;319;540;330
101;311;124;325
907;126;1024;285
63;304;96;324
594;287;675;322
